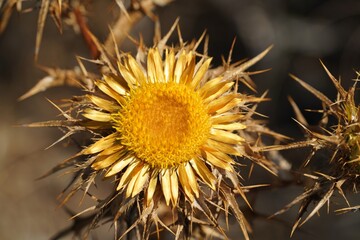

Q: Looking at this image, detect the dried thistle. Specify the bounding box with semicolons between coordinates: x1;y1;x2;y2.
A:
12;1;282;238
24;21;280;239
268;62;360;236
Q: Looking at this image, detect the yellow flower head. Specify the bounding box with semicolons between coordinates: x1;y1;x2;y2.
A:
83;48;249;205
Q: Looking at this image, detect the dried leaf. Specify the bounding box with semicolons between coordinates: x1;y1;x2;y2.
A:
19;67;93;101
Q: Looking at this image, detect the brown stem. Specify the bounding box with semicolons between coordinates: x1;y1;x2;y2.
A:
73;7;101;59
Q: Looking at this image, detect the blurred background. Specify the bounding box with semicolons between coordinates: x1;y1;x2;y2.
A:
1;0;360;239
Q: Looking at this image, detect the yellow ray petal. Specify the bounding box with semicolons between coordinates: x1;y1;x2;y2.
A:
191;58;212;89
146;173;158;206
117;161;143;191
83;109;112;122
210;129;245;144
178;164;195;201
161;169;172;206
82;133;117;155
190;158;216;190
212;122;246;131
105;156;134;177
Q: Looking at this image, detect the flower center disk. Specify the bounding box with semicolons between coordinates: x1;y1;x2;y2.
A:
114;82;211;168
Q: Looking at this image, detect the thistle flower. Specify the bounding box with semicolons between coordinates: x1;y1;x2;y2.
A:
268;62;360;235
85;47;260;205
30;25;276;238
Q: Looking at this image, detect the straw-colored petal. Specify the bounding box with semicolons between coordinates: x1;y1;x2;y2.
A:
82;133;117;155
105;156;134;177
127;164;149;197
178;164;195;201
80;121;111;130
83;109;112;122
103;75;128;96
210;129;245;144
212;122;246;130
206;148;235;164
147;49;165;83
97;144;124;157
207;94;240;114
204;150;233;172
215;98;243;115
190;158;216;190
164;49;175;82
126;55;146;84
117;58;140;88
211;113;244;124
173;50;187;83
126;170;139;198
87;95;120;112
146;174;158;206
95;81;125;104
205;139;242;156
203;82;234;103
199;77;224;96
184;162;200;197
92;150;125;170
117;64;135;88
169;170;179;204
161;169;172;206
180;55;195;84
191;58;212;89
117;161;143;191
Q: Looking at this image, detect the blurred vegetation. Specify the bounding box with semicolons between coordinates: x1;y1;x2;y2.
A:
0;0;360;239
